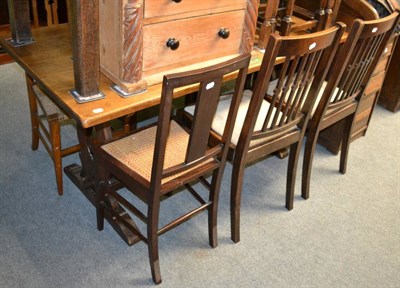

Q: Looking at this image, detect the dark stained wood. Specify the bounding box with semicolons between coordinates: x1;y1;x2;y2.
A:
0;26;263;248
7;0;33;45
301;11;400;200
94;54;251;284
180;24;344;243
230;24;344;242
316;1;398;153
70;0;101;98
0;1;10;26
378;35;400;112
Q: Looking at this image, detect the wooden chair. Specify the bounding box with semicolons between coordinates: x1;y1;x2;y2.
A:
26;73;80;195
257;0;340;48
94;54;250;284
185;24;345;243
301;11;400;200
31;0;73;27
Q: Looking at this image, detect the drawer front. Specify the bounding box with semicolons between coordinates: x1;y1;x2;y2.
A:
143;10;245;72
145;0;246;19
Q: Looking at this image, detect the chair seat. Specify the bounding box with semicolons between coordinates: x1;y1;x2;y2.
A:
33;85;69;121
185;90;283;146
101;120;212;185
184;81;341;147
265;78;342;117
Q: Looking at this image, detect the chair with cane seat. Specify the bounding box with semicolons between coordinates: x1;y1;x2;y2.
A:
93;54;250;284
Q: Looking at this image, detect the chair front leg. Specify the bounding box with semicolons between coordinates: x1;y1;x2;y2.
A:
25;74;40;151
208;167;225;248
301;127;321;200
230;155;247;243
286;140;303;211
148;201;162;284
48;115;63;195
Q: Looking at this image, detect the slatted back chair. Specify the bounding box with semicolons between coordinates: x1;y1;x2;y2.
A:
301;11;400;200
94;54;250;284
229;24;345;242
26;73;80;195
181;24;345;243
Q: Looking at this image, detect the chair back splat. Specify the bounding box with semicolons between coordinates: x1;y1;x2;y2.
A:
94;53;251;284
301;11;400;200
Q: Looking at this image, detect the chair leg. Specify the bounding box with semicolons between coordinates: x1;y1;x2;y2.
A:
25;74;40;151
147;203;162;284
31;118;40;151
286;141;302;211
230;156;246;243
301;129;320;200
339;116;354;174
49;117;63;196
123;113;137;133
96;207;105;232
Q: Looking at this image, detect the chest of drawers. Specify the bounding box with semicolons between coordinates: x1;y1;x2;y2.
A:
99;0;258;95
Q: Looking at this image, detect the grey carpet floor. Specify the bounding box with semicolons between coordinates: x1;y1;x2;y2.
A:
1;62;399;288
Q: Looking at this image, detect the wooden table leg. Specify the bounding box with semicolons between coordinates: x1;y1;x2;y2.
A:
64;124;140;246
7;0;33;46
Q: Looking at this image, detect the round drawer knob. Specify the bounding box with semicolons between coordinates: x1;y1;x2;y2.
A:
218;28;230;39
166;38;180;50
171;0;182;2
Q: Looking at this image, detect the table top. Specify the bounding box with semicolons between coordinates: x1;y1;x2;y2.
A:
1;24;264;128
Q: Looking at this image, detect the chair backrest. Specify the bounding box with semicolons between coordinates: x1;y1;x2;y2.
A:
295;0;341;31
240;23;345;148
151;54;251;186
316;11;399;118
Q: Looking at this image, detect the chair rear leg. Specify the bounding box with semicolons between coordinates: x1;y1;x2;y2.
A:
301;129;320;200
49;117;63;196
339;115;354;174
230;156;246;243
